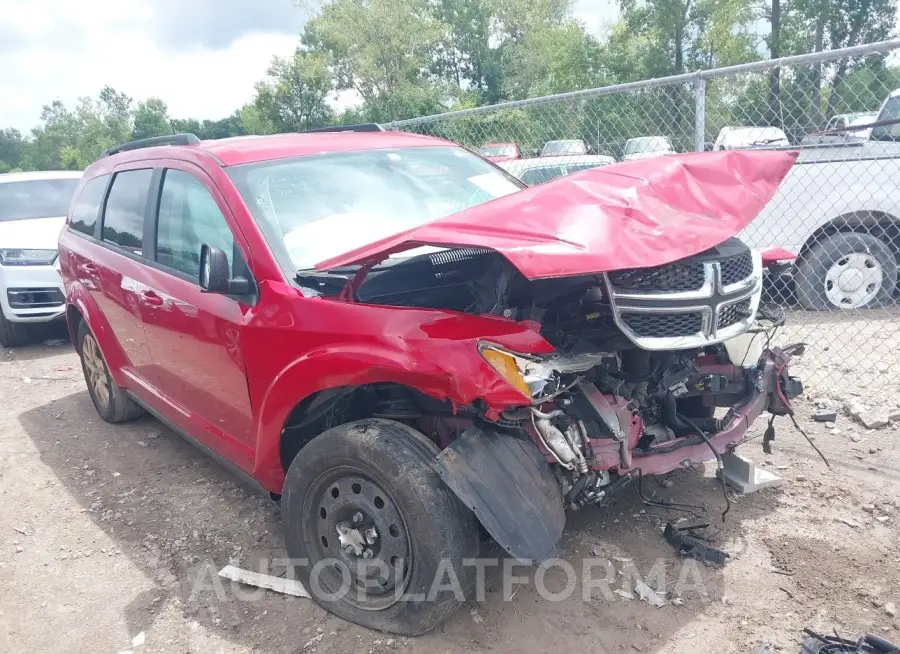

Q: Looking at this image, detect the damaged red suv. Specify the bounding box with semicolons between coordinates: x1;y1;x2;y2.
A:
59;126;801;635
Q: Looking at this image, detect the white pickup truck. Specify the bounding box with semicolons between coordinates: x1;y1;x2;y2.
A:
739;88;900;310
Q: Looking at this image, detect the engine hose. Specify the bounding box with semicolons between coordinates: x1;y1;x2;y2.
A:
564;475;589;504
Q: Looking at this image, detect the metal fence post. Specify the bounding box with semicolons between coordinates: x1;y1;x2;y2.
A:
694;76;706;152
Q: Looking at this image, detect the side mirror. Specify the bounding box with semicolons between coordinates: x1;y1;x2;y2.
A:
199;244;251;295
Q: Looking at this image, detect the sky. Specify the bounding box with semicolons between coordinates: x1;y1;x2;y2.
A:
0;0;621;134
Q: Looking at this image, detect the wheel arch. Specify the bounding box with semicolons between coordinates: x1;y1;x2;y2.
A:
798;210;900;261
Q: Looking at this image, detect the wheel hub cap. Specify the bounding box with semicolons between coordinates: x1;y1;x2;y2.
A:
824;252;883;308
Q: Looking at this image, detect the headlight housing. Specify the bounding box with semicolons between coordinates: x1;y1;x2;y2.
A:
0;249;58;266
479;342;611;402
478;343;559;400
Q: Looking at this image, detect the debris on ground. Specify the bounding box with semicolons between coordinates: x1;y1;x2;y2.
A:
812;410;837;422
886;602;897;617
834;517;861;529
634;581;667;607
663;523;730;567
856;411;889;430
615;588;635;601
132;632;145;647
801;628;900;653
217;565;310;598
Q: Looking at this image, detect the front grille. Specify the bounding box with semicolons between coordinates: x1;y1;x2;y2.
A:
717;299;752;330
7;287;65;309
608;261;705;293
603;242;762;350
720;252;753;286
621;312;703;338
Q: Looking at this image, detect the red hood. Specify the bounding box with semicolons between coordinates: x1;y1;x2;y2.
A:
316;150;797;280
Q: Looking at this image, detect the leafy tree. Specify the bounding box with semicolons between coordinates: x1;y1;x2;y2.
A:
0;128;26;172
253;49;334;131
132;98;171;139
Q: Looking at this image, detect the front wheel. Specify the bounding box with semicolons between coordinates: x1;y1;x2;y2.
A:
795;232;898;310
281;419;479;635
0;313;30;347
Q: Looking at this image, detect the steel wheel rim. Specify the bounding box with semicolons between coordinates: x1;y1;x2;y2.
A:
824;252;882;309
302;466;412;611
82;334;110;408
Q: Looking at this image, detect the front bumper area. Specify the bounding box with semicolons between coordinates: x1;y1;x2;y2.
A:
0;263;66;323
584;347;800;476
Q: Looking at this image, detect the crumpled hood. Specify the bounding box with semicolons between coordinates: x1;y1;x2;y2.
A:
316;149;797;280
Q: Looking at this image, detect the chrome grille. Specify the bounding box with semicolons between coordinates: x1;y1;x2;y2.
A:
604;248;763;350
607;261;705;293
720;252;754;287
621;312;703;338
717;298;753;330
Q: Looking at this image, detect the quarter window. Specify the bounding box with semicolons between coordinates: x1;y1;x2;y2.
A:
156;169;235;278
70;176;109;236
102;169;152;254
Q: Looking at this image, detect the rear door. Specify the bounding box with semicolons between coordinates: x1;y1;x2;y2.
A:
138;163;256;469
92;167;157;383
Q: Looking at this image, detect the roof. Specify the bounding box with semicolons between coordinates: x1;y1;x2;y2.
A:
101;131;451;168
0;170;83;183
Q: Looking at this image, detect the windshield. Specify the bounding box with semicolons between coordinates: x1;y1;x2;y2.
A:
624;137;672;155
0;178;80;222
478;144;516;157
872;96;900;142
227;146;523;271
520;166;567;186
541;140;586;156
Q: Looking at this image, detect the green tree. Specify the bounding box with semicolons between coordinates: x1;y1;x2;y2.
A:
0;128;26;172
302;0;447;121
253;49;334;131
132;98;171;139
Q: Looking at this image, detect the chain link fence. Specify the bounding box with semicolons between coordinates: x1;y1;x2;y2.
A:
386;39;900;394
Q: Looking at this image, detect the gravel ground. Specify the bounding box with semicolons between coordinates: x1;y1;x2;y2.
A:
1;320;898;654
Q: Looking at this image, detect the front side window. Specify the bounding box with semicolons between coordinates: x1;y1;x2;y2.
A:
227;146;522;271
102;169;152;254
0;177;80;222
156;169;235;278
69;175;109;236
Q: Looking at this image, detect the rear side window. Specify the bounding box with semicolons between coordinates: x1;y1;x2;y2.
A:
102;169;152;255
0;178;80;222
69;175;109;236
156;169;235;278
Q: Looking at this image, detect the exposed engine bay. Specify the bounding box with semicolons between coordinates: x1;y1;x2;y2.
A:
296;237;803;511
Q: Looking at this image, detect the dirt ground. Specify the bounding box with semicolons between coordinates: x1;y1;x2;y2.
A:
1;320;898;654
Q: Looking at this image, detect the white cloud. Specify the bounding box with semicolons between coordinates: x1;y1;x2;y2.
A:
0;0;302;132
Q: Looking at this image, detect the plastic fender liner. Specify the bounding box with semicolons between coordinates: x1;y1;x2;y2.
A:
433;426;565;564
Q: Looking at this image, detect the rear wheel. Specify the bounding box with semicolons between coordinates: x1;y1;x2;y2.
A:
281;419;479;635
795;232;897;310
76;321;144;423
0;313;31;347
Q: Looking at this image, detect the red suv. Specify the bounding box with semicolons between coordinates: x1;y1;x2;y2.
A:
59;127;801;635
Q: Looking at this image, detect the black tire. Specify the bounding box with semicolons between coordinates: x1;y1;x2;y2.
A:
282;418;479;635
795;232;898;310
76;320;144;423
0;313;31;347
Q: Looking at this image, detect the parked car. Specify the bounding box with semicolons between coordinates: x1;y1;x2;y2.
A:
476;142;521;162
741;88;900;310
0;170;82;346
801;111;879;145
59;129;801;635
622;136;675;160
498;154;616;185
713;126;790;150
540;138;588;156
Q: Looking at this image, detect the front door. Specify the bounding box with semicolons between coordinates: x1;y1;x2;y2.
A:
139;164;256;470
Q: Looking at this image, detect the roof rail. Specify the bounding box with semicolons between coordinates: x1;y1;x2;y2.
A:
103;133;201;157
301;123;384;134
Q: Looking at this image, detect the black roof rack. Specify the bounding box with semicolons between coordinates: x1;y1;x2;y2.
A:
103;133;201;157
301;123;384;134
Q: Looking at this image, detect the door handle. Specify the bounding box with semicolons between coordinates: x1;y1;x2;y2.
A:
140;290;164;307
